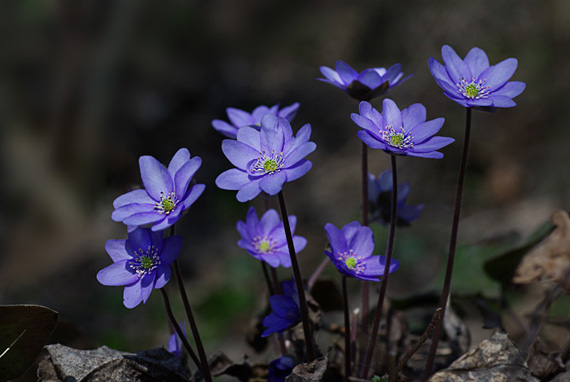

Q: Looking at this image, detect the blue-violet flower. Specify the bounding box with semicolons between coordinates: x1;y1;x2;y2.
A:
429;45;525;110
262;279;301;338
368;170;424;227
212;102;300;139
216;114;316;202
318;60;411;101
237;207;307;268
168;321;186;358
97;227;182;309
351;99;454;159
324;221;399;281
111;148;205;232
268;356;296;382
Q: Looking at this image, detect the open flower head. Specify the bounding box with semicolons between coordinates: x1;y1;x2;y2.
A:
352;99;454;159
216;114;316;202
429;45;525;110
262;279;301;338
318;60;412;101
324;221;399;281
237;207;306;268
212;102;300;139
368;170;424;227
112;148;205;232
97;227;182;309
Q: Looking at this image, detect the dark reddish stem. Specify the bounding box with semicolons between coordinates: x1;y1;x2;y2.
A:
361;142;370;334
422;107;472;380
277;190;316;361
342;276;351;382
360;154;398;379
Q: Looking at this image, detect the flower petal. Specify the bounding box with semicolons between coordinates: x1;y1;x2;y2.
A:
174;156;201;196
154;265;171;289
260;114;284;153
112;203;154;222
348;225;374;258
383;63;403;83
283;160;312;182
279;102;300;121
357;69;382;89
409;117;445;143
335;60;358;85
441;45;472;83
382;99;402;129
324;223;347;254
227;107;252;128
284;142;316;168
237;179;262;202
105;239;130;262
351;114;378;135
237;126;261;151
293;236;307;253
260;209;280;235
412;136;455;153
259;172;287;195
160;235;183;264
479;58;518;89
319;66;343;86
464;47;490;78
490;95;517;108
123;281;142;309
216;169;250;190
141;272;156;304
123;212;164;226
222;140;259;170
212;119;237;139
113;189;156;208
97;260;138;286
140;155;174;201
357;131;386;150
493;81;526;98
180;183;205;210
167;148;191;180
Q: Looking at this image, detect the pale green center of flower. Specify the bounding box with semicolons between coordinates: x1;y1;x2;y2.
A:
263;159;278;173
129;245;161;277
345;257;357;269
381;125;414;149
155;191;179;215
390;133;405;147
254;236;276;254
465;83;479;98
252;150;285;175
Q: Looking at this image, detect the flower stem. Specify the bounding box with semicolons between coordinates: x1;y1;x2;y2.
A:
361;142;370;334
261;262;275;296
307;257;329;291
173;260;212;382
277;190;316;361
342;276;351;382
160;287;201;372
422;107;472;380
360;154;398;379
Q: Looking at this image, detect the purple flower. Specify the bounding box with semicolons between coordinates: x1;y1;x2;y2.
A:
324;221;399;281
268;356;296;382
318;60;411;101
429;45;525;110
111;148;206;232
262;279;301;338
351;99;454;159
168;321;186;358
216;114;316;202
369;170;424;227
212;103;300;139
97;227;182;309
237;207;307;268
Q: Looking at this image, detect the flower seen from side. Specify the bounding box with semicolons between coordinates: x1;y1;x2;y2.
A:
262;279;301;338
351;99;454;159
268;356;296;382
216;114;316;202
429;45;525;110
324;221;399;281
168;321;186;358
97;227;182;309
318;60;411;101
368;170;424;227
212;102;300;139
111;148;205;232
237;207;306;268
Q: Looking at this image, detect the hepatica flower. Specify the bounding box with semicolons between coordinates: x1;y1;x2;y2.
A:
369;170;424;227
216;114;316;202
318;60;411;101
112;148;205;232
237;207;306;268
429;45;525;110
262;279;301;338
352;99;454;159
168;321;186;358
212;102;300;139
97;227;182;309
268;356;296;382
324;221;399;281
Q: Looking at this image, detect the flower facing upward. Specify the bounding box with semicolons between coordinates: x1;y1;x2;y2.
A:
237;207;307;268
212;102;300;139
111;148;205;232
97;227;182;309
216;114;316;202
351;99;454;159
262;279;301;338
368;170;424;227
318;60;411;101
324;221;399;281
429;45;525;110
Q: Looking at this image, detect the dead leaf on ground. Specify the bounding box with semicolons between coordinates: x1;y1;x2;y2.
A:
286;350;329;382
512;210;570;291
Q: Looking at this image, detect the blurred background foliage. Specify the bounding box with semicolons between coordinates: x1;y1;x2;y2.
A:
1;0;570;373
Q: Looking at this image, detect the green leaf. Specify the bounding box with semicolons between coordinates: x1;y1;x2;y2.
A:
0;304;58;382
483;219;555;285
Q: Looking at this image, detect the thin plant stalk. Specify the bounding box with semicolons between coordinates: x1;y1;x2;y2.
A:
261;262;275;296
422;107;472;380
160;288;201;372
173;260;212;382
360;154;398;379
361;142;370;333
277;190;316;361
342;276;351;382
308;257;329;291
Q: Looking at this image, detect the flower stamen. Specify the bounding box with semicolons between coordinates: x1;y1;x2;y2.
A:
251;150;285;175
129;246;161;277
338;249;365;274
154;191;179;215
253;236;276;254
381;125;414;149
457;77;491;99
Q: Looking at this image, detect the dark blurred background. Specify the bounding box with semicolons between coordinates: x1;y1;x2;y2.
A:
1;0;569;373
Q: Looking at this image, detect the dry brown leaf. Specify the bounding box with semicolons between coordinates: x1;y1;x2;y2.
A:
512;210;570;291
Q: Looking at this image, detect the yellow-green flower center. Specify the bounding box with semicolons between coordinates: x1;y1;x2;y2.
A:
258;240;271;253
252;150;284;175
263;159;278;173
139;255;154;269
345;257;357;269
129;245;161;277
465;83;479;98
254;236;276;254
155;191;179;215
390;133;405;147
457;77;491;99
381;125;414;149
